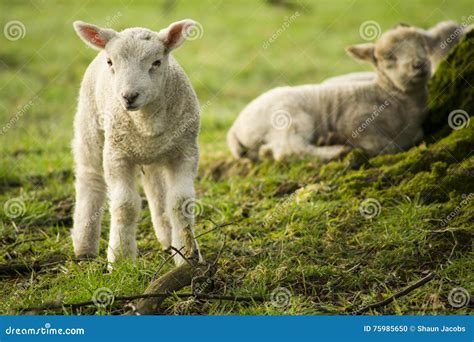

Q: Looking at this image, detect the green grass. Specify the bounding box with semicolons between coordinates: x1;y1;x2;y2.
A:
0;0;472;315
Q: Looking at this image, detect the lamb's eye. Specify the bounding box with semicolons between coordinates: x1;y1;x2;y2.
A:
385;55;396;62
106;58;113;67
152;60;161;68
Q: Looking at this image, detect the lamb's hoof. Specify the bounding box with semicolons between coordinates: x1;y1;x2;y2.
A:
336;146;353;160
75;253;97;261
258;144;275;160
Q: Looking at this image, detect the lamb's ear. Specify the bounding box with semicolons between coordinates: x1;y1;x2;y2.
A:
73;21;117;50
425;20;463;53
394;22;411;28
420;32;438;54
158;19;197;52
346;43;376;64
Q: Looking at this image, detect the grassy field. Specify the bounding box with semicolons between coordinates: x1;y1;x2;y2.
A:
0;0;472;315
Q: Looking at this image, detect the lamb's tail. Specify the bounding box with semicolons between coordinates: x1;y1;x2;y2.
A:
227;128;243;158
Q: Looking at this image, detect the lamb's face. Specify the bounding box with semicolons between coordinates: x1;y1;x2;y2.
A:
346;26;434;92
105;30;168;111
74;19;197;111
375;28;432;91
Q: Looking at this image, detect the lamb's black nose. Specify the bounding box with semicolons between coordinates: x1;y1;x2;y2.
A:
122;92;139;105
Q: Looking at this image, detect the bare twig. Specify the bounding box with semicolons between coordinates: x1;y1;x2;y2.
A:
195;220;237;239
151;250;178;279
168;246;195;267
350;272;435;315
0;261;43;276
17;290;265;313
0;257;68;276
5;237;46;250
212;235;227;268
0;257;110;277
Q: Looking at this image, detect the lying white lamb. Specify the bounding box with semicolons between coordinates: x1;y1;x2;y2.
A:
227;22;463;161
71;19;201;266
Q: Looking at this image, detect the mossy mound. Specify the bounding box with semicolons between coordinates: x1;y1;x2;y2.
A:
331;125;474;203
423;28;474;138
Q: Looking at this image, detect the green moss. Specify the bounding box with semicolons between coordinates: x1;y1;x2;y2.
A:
319;124;474;204
424;29;474;138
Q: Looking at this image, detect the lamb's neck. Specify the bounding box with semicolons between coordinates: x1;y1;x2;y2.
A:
374;75;429;126
373;72;405;99
375;73;428;103
128;97;169;137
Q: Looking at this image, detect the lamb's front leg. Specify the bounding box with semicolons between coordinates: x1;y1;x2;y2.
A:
71;124;106;259
72;168;106;259
163;156;201;265
141;164;171;250
104;155;141;264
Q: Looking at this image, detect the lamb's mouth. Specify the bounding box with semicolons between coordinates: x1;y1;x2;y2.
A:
411;70;430;81
125;104;140;111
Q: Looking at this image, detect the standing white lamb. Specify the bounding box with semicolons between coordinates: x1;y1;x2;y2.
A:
227;24;459;161
71;19;201;266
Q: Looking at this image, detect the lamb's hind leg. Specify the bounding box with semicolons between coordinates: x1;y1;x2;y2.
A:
71;134;107;259
262;133;351;162
306;145;352;162
141;165;171;250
